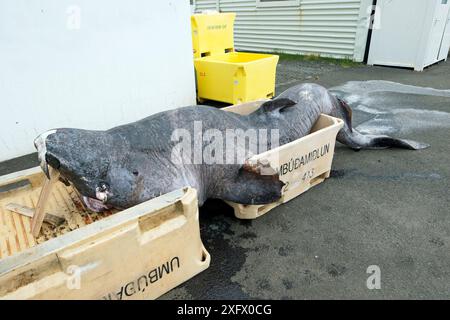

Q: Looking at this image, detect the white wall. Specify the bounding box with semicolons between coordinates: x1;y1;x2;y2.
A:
0;0;196;161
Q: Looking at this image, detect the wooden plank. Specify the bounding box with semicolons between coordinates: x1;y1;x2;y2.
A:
31;168;60;237
0;210;10;258
11;212;26;253
5;203;65;227
3;207;18;255
21;196;36;248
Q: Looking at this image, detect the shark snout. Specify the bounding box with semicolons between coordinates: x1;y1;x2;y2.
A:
34;129;57;179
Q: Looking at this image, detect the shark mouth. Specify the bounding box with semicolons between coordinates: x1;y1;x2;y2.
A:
82;196;113;212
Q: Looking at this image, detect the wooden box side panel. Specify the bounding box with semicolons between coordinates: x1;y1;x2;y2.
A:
0;167;43;191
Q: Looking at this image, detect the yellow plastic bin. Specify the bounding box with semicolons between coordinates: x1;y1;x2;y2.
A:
191;13;279;104
191;12;235;59
194;52;278;104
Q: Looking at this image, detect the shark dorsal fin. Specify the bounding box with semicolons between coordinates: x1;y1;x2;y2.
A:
260;98;297;113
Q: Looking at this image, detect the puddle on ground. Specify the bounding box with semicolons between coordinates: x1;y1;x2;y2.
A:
330;80;450;136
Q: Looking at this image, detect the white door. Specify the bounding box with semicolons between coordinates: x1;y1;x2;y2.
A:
438;6;450;60
425;0;450;66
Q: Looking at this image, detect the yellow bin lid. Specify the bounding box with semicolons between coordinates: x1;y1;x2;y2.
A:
191;12;236;59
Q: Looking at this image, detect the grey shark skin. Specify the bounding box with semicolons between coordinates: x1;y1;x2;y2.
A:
34;83;429;212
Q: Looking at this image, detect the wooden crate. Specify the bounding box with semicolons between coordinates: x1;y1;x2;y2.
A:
223;100;344;219
0;167;210;299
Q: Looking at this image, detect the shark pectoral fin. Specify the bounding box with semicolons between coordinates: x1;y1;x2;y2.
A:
260;98;297;113
222;160;285;205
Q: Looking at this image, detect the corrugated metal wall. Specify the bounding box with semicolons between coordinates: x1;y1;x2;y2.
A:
194;0;218;12
193;0;369;60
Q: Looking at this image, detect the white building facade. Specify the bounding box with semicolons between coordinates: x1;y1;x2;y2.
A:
193;0;374;61
0;0;196;161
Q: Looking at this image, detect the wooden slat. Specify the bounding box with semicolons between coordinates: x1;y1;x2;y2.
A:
11;212;27;252
31;169;60;237
22;196;36;248
0;210;10;258
5;203;65;227
3;208;18;255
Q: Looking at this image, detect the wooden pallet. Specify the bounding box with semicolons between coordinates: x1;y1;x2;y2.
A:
0;167;116;259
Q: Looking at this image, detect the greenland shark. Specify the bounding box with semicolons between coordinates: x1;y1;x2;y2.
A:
34;83;429;212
